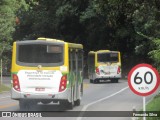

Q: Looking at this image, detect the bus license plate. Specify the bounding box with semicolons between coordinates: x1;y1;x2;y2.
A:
35;88;45;91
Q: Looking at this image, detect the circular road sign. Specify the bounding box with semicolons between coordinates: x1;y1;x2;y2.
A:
128;64;160;96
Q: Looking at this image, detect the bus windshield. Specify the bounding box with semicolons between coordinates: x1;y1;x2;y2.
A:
17;43;63;66
97;52;118;63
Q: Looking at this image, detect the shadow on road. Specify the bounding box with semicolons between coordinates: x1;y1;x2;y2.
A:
19;102;73;112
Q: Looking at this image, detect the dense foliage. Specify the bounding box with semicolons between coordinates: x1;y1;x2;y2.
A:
0;0;27;74
1;0;160;70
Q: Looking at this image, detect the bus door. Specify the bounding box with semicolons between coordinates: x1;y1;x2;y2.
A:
70;49;83;102
75;50;80;101
69;50;78;102
76;50;83;98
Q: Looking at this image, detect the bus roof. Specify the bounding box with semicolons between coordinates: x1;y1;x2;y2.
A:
88;51;96;54
38;37;83;49
97;50;110;53
37;37;64;42
89;50;120;54
14;38;83;49
68;43;83;49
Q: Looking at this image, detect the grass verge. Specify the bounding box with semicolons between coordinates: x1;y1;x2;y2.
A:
0;84;10;93
146;94;160;111
138;92;160;120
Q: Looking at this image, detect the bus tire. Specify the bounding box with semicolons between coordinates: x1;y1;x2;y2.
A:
93;79;99;84
93;79;96;84
115;79;119;83
90;79;93;83
112;79;118;83
68;101;74;109
60;100;73;110
19;100;33;111
74;99;80;106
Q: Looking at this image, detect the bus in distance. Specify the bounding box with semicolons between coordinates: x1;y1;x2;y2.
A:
11;37;83;110
88;50;121;83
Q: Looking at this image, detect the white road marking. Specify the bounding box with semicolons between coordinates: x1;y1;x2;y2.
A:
0;96;10;100
77;86;129;120
82;86;129;111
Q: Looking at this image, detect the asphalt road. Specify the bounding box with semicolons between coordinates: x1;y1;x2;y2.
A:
0;77;159;120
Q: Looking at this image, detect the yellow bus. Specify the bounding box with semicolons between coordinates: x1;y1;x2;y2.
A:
11;38;83;110
88;50;121;83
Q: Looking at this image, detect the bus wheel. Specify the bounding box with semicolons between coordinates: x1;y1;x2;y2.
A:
60;100;73;110
90;79;93;83
74;99;81;106
93;79;99;84
19;100;34;111
68;101;74;109
112;79;118;83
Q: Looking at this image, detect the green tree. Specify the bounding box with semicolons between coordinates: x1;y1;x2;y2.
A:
0;0;27;77
0;0;27;57
13;0;160;70
132;0;160;69
14;0;88;44
149;39;160;71
80;0;137;53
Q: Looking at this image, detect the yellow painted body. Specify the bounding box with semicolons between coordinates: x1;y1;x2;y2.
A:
11;38;83;73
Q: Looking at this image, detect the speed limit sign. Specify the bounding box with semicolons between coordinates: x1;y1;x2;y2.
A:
128;64;160;96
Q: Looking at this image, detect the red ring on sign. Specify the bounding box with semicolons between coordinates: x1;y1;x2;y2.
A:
128;64;160;96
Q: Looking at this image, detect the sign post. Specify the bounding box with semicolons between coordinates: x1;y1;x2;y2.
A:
128;64;160;120
143;97;146;120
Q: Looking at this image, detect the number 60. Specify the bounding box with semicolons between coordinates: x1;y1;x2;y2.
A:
134;71;153;84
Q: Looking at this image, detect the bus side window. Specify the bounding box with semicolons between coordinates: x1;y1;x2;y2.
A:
78;51;83;71
69;50;73;72
69;49;76;72
69;49;83;76
72;50;76;72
